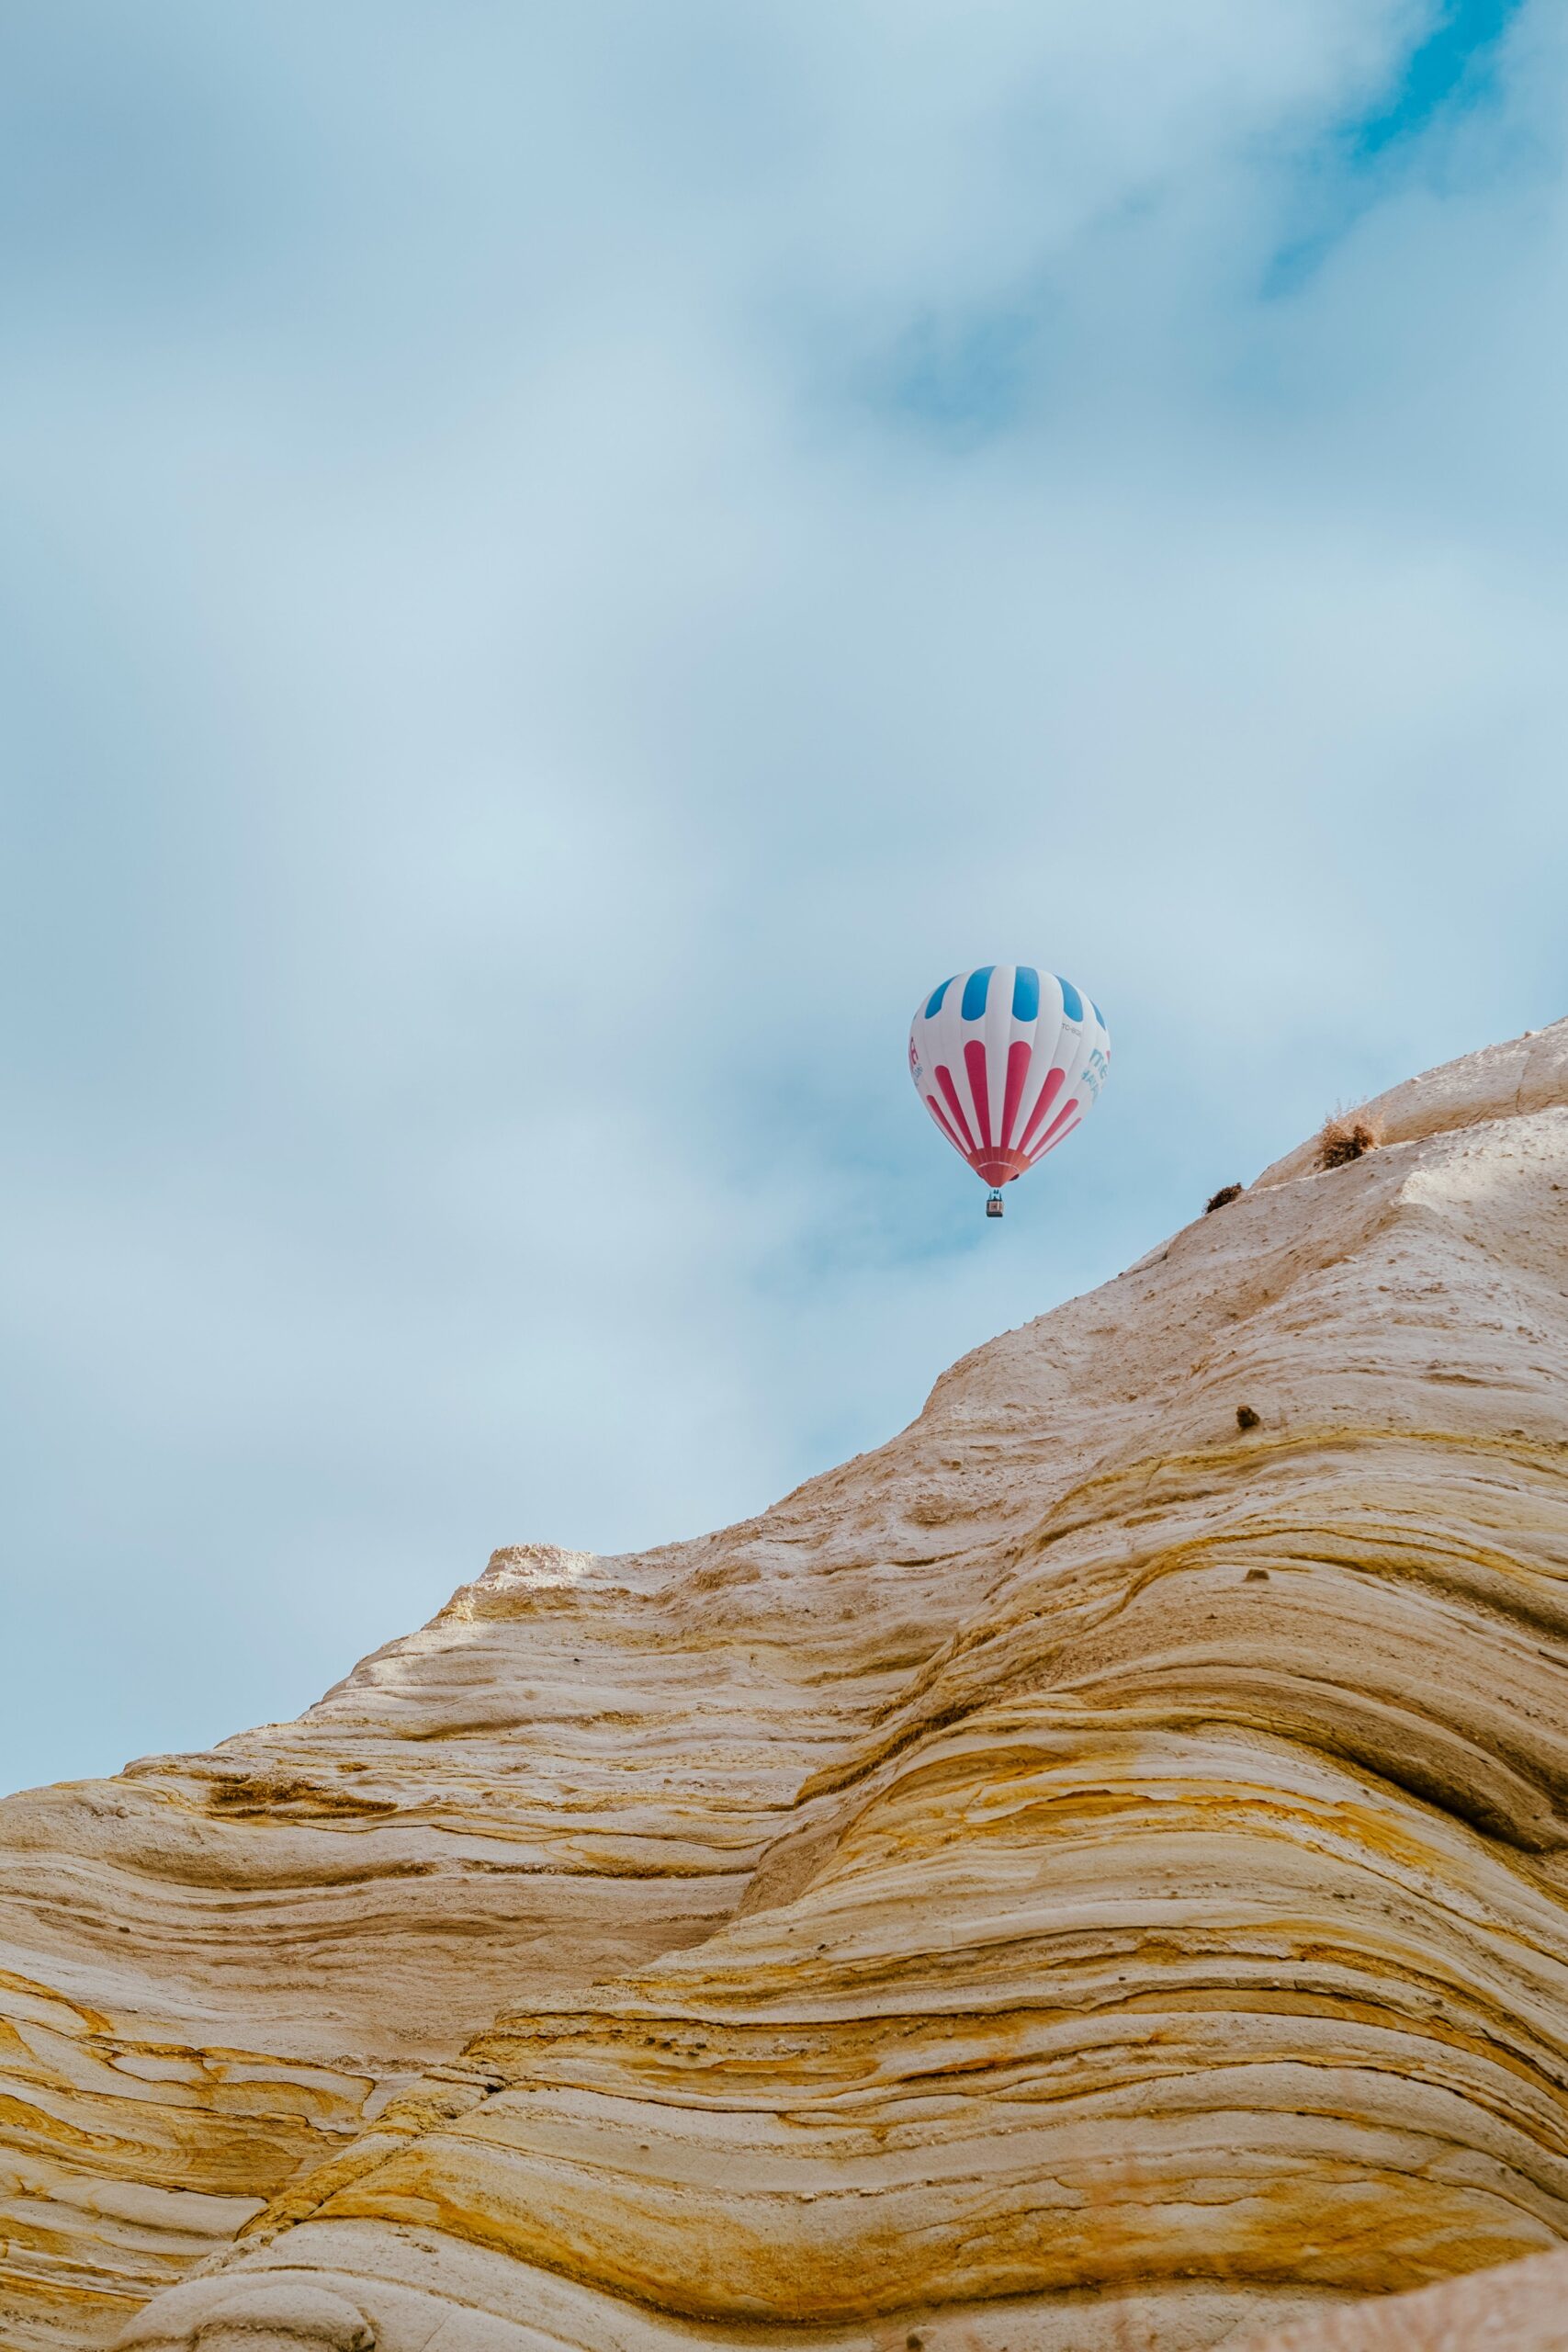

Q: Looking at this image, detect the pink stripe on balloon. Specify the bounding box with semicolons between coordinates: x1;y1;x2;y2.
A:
934;1064;977;1154
963;1040;994;1149
1027;1101;1081;1162
926;1094;967;1154
1017;1065;1066;1153
1000;1040;1032;1149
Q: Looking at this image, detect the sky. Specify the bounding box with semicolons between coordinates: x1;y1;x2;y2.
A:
3;0;1566;1796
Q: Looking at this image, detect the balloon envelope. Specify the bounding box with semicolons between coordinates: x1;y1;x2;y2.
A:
908;965;1109;1189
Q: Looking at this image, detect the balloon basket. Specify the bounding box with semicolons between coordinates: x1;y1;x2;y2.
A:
986;1190;1004;1219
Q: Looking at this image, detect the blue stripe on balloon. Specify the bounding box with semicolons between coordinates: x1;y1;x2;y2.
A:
1091;999;1106;1028
924;975;957;1018
961;967;995;1021
1056;975;1084;1022
1011;966;1040;1022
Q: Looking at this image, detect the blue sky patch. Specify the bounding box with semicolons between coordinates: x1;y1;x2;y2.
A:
1266;0;1526;295
1349;0;1522;158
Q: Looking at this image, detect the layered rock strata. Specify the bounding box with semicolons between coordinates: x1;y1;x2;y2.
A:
5;1020;1568;2352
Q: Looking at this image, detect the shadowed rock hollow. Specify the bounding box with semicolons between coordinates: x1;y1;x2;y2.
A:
6;1021;1568;2352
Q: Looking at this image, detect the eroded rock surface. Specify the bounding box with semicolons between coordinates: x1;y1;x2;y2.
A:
6;1020;1568;2352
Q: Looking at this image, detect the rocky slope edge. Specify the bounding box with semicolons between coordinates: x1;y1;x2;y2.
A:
5;1018;1568;2352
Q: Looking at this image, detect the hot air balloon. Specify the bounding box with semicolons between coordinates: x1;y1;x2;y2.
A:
908;965;1109;1216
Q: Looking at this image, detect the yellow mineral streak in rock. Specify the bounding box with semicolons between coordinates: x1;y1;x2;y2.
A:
5;1018;1568;2351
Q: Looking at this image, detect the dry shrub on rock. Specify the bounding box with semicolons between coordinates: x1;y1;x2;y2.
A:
1318;1112;1383;1170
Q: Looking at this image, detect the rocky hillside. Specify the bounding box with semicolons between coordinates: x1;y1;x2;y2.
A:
6;1021;1568;2352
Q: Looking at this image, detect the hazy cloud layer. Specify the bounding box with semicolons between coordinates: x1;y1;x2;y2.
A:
2;0;1564;1792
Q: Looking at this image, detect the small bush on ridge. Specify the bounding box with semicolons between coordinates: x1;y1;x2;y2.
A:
1317;1112;1383;1170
